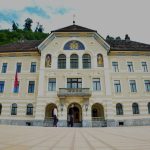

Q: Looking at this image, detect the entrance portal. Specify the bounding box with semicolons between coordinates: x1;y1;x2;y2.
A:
92;103;105;121
67;103;82;127
45;103;57;120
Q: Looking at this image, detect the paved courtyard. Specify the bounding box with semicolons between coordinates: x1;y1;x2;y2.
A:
0;125;150;150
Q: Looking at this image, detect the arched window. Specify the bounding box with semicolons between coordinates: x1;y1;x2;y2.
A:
70;54;78;69
116;103;123;115
82;54;91;69
0;104;2;115
58;54;66;69
11;103;17;115
91;103;104;121
45;103;57;120
97;54;104;67
148;102;150;114
132;103;139;114
45;54;51;68
26;104;33;115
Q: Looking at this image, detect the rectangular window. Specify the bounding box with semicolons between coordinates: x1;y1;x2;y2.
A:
48;78;56;91
13;81;19;93
30;62;36;73
127;62;134;72
16;62;22;73
93;78;101;91
130;80;137;92
112;62;119;72
0;81;5;93
1;63;7;73
28;81;35;93
114;80;121;93
142;62;148;72
144;80;150;92
67;78;82;88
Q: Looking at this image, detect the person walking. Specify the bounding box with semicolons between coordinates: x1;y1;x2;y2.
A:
67;114;71;127
70;115;73;127
53;107;58;127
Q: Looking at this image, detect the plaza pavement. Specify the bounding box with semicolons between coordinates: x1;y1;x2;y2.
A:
0;125;150;150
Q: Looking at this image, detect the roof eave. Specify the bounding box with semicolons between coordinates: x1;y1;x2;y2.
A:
110;48;150;51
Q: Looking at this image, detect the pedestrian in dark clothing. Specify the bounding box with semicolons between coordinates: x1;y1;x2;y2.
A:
70;115;73;127
67;114;71;127
53;107;58;127
53;115;58;127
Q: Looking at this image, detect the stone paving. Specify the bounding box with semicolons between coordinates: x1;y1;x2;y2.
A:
0;125;150;150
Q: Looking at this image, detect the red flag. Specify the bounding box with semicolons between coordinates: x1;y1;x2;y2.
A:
14;71;19;88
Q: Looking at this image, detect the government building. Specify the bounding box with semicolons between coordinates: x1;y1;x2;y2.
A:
0;22;150;127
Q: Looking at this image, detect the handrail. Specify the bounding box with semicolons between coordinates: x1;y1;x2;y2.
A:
92;117;105;121
44;117;54;121
58;88;91;97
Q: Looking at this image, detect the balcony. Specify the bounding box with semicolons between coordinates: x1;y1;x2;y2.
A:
57;88;91;98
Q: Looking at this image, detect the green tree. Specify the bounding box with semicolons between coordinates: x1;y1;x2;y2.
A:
106;35;114;41
12;21;19;31
116;36;121;40
38;25;44;33
35;22;44;33
23;18;33;31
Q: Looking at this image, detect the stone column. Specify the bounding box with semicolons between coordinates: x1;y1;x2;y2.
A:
103;56;111;96
79;56;82;69
66;56;70;69
37;69;45;97
82;99;92;127
34;56;45;123
57;99;67;127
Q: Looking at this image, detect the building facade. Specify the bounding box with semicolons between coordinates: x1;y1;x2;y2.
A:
0;24;150;127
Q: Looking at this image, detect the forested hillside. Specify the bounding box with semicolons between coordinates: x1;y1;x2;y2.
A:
0;18;49;45
0;30;49;45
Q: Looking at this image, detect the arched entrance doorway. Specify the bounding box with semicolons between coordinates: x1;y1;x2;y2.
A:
45;103;57;121
67;103;82;127
91;103;104;121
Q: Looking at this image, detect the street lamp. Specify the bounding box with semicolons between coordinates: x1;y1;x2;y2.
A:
85;104;88;116
60;103;64;116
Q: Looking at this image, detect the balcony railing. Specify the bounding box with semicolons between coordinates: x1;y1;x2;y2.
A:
92;117;105;121
57;88;91;97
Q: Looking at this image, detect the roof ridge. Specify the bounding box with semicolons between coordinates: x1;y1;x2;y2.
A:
51;24;97;33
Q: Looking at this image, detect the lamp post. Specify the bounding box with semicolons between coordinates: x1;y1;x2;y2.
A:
85;104;88;116
60;103;64;116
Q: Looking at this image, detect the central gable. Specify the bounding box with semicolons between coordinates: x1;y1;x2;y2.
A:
38;24;110;53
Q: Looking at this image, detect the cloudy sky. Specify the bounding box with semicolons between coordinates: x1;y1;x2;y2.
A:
0;0;150;44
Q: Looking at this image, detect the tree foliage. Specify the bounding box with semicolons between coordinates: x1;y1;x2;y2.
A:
12;21;19;31
23;18;33;31
0;30;49;45
0;18;49;45
35;22;44;33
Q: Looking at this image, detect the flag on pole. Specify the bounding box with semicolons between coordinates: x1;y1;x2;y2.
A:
14;70;19;92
